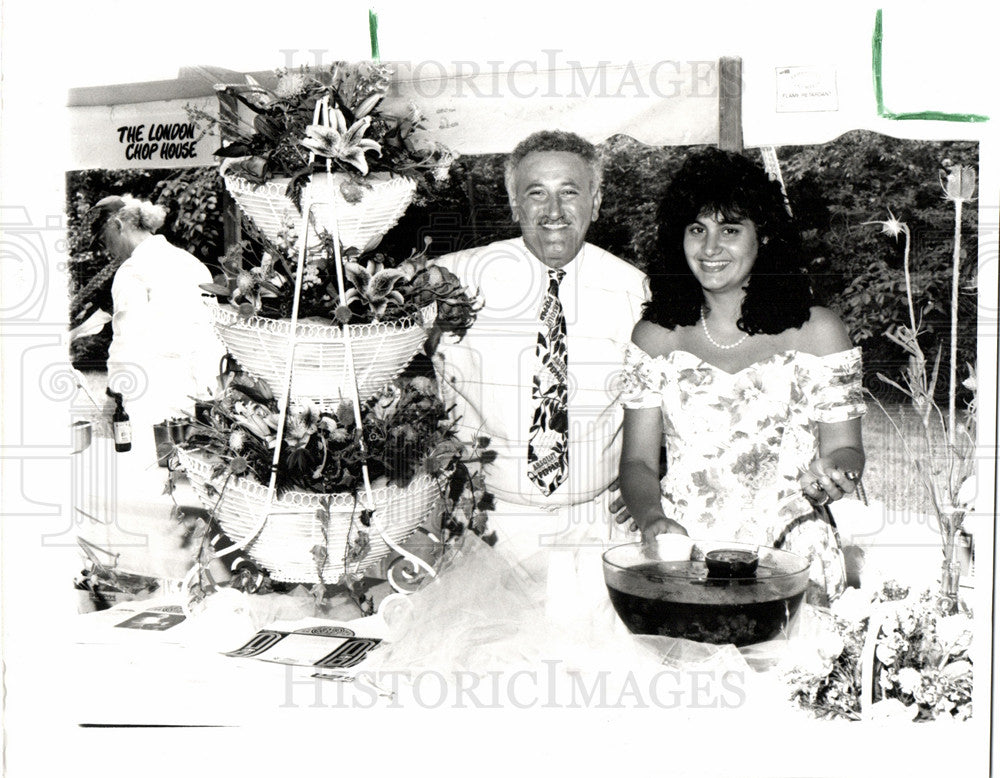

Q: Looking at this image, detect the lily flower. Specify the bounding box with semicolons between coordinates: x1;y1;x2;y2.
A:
284;403;322;448
343;258;408;318
395;238;434;281
230;259;284;314
301;109;382;175
233;401;277;439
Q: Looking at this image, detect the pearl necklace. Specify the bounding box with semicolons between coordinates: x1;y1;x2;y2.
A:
700;309;749;350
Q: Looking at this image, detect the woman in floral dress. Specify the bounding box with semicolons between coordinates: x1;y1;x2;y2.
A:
618;148;866;605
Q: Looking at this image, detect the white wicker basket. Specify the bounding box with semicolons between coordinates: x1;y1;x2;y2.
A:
208;300;436;407
176;447;441;583
223;171;416;252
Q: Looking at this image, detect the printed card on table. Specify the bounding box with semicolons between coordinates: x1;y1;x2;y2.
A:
225;624;383;672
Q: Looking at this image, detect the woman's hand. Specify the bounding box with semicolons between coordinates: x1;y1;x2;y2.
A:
608;479;631;526
620;508;688;543
799;455;861;507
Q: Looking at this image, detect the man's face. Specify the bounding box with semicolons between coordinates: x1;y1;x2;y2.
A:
508;151;602;269
99;216;126;261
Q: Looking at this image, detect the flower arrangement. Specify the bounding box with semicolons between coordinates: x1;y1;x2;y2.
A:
170;367;496;611
189;61;479;344
182;370;493;498
176;61;490;615
785;582;973;721
201;234;480;337
783;606;866;720
862;160;978;613
187;63;454;190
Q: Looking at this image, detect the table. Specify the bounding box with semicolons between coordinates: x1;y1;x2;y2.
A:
58;439;991;777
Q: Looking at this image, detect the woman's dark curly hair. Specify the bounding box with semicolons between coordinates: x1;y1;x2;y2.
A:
643;147;813;334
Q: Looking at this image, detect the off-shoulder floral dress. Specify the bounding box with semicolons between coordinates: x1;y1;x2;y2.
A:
621;346;866;604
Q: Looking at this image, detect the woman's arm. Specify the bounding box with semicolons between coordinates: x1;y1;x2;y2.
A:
795;306;867;505
618;320;689;540
619;406;688;541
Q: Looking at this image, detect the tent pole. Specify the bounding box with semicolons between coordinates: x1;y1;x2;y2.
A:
718;56;744;152
217;89;243;250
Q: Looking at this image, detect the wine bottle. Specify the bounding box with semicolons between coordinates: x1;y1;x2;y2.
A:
106;388;132;452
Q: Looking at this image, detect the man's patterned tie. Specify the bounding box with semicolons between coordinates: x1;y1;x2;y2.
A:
527;268;568;495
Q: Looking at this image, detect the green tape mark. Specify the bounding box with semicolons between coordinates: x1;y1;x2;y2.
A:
872;9;988;123
369;9;380;61
871;9;886;113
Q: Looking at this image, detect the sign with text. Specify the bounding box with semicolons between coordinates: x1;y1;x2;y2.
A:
115;121;201;162
775;66;838;113
69;97;219;170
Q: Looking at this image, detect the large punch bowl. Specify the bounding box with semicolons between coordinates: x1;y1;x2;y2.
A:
602;536;809;647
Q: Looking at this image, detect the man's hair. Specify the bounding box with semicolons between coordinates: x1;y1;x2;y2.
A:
643;147;813;335
93;194;167;234
504;130;603;198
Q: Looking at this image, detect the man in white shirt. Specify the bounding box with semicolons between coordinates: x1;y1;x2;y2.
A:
435;131;647;598
93;194;224;460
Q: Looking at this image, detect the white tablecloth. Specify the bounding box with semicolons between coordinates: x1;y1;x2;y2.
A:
63;444;988;776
